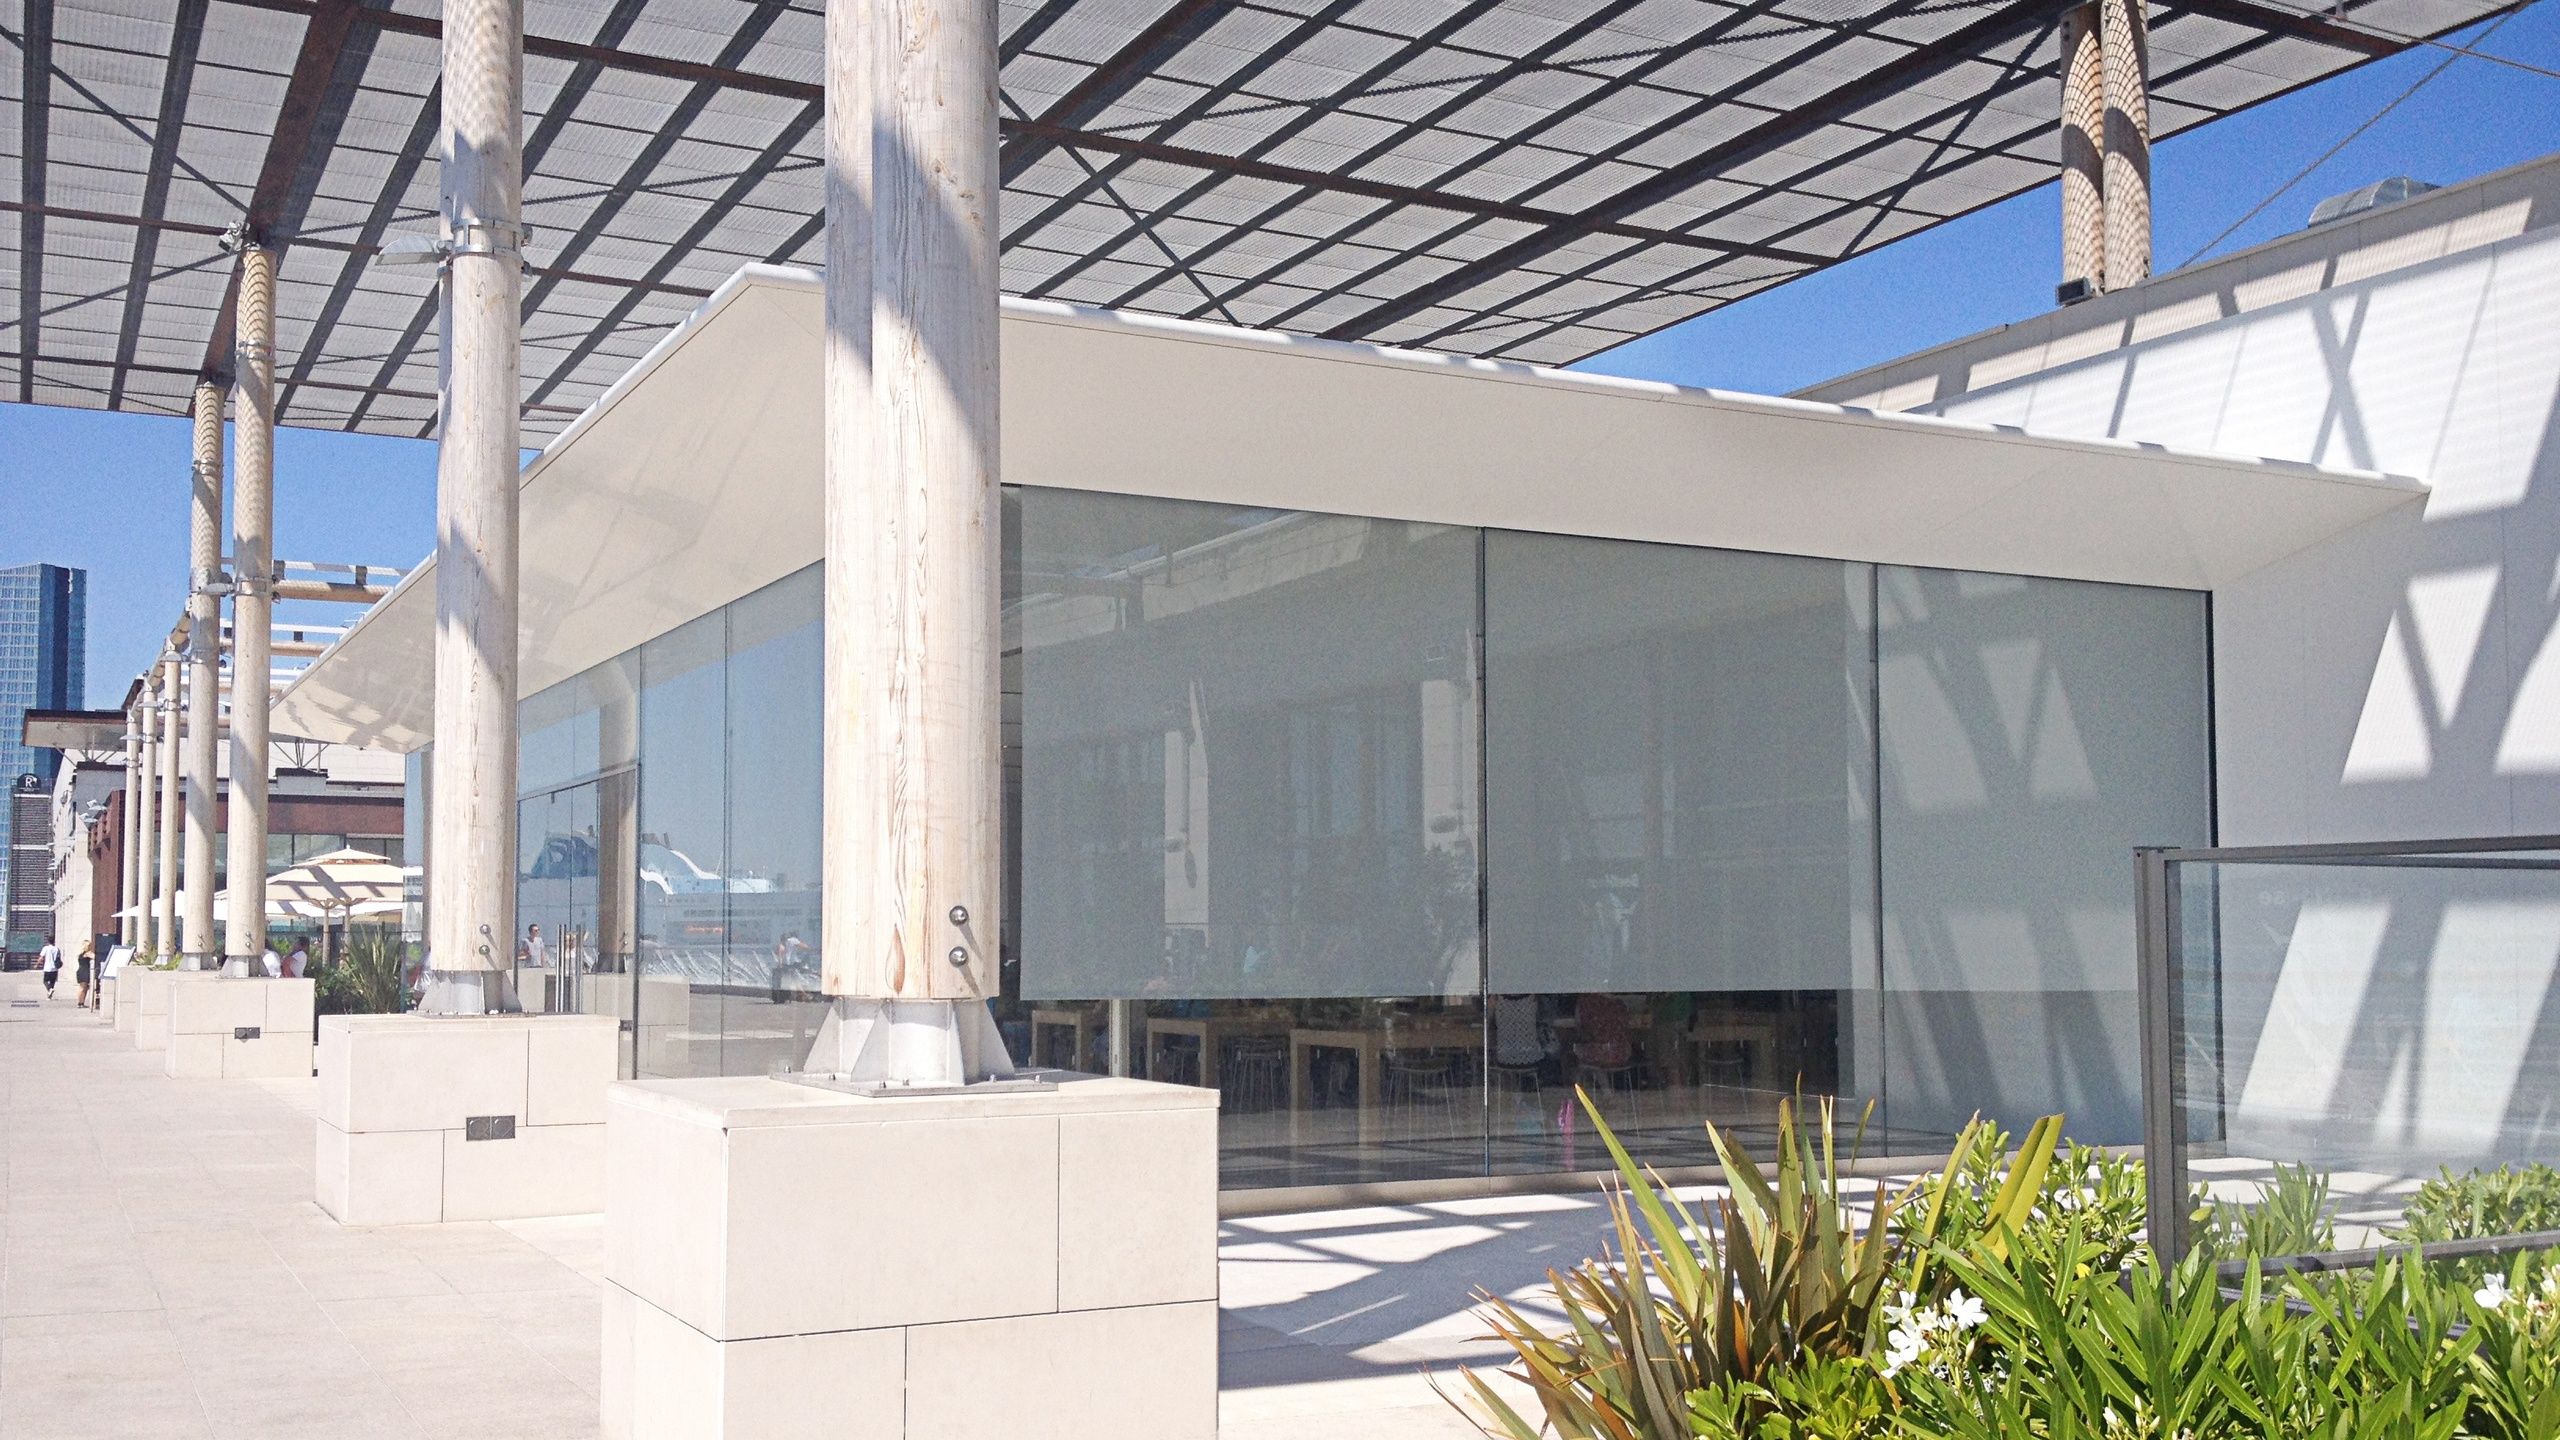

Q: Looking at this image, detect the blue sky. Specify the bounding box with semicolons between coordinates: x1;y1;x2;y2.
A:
5;2;2559;707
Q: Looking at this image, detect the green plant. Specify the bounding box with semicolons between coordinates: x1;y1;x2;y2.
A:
1894;1234;2245;1440
2460;1254;2560;1440
1895;1129;2145;1289
312;928;408;1015
1447;1093;2058;1440
2398;1164;2560;1246
2192;1161;2336;1262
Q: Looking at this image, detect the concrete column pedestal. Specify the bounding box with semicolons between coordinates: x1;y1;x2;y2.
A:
600;1074;1219;1440
165;977;316;1079
128;969;176;1050
97;975;117;1024
316;1013;619;1225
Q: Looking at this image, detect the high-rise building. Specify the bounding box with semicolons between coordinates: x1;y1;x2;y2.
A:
1;563;86;961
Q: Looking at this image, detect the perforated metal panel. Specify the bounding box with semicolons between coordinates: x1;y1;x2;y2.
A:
1;0;2513;437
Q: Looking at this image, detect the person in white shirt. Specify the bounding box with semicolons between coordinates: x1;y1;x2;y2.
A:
37;941;61;998
261;947;283;979
285;941;311;979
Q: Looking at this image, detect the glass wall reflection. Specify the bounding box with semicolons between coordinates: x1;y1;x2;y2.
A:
1484;532;1882;1171
1006;489;1485;1188
633;609;730;1078
1876;568;2211;1145
717;568;827;1076
495;486;2216;1189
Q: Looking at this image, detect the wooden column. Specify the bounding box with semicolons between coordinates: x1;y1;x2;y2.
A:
227;246;279;972
817;0;1012;1080
129;693;156;952
2100;0;2151;289
820;0;1003;1007
181;382;225;968
2059;3;2105;294
425;0;526;1010
155;651;182;956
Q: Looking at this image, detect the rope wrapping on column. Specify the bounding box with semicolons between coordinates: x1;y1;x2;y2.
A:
2099;0;2152;289
2059;4;2106;293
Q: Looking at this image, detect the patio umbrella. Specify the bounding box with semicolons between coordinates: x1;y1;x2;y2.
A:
265;849;405;962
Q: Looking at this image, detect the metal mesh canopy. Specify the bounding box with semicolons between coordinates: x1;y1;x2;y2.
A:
3;0;2517;438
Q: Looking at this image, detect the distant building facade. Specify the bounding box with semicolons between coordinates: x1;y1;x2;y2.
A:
2;563;86;960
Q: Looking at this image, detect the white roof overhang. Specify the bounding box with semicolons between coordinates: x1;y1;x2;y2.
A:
276;265;2424;752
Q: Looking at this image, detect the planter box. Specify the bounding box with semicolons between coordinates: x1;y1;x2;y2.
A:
314;1013;619;1225
600;1072;1219;1440
164;977;316;1080
128;968;175;1050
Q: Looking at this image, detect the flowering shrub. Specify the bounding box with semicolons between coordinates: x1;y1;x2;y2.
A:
1449;1101;2560;1440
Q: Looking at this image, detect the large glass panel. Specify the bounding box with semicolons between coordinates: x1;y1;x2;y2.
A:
1877;568;2210;1146
635;611;728;1078
520;665;604;795
516;788;569;1010
402;747;428;968
719;566;827;1077
1008;488;1484;1189
2170;849;2560;1257
1485;532;1880;1172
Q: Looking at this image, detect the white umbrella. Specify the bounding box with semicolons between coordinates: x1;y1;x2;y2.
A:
265;849;405;960
111;889;299;922
264;848;403;913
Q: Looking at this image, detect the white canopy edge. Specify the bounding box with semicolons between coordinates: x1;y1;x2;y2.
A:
275;264;2424;753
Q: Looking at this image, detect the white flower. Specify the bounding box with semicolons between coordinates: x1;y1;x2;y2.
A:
1945;1291;1988;1331
2475;1276;2510;1310
1883;1323;1928;1376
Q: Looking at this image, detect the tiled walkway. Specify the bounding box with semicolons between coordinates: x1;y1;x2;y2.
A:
0;977;1621;1439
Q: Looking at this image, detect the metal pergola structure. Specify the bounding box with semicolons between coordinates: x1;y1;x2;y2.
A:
4;0;2515;441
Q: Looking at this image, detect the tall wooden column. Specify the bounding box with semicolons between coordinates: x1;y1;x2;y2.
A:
227;246;279;973
128;694;154;952
425;0;526;1012
2058;4;2105;294
818;0;1011;1080
155;651;183;956
181;382;225;968
2099;0;2151;288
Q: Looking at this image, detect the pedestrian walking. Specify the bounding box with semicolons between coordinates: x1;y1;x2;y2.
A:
38;940;62;998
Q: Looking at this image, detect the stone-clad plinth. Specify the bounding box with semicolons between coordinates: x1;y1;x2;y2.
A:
600;1072;1219;1440
164;975;315;1079
316;1013;620;1226
126;968;175;1049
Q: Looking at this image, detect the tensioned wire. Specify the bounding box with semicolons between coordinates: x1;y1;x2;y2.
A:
2180;1;2541;267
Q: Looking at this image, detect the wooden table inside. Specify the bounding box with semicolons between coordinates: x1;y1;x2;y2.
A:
1030;1007;1098;1070
1688;1016;1780;1090
1290;1020;1481;1146
1143;1014;1292;1086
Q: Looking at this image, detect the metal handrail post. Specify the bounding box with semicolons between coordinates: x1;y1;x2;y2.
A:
2135;845;2189;1265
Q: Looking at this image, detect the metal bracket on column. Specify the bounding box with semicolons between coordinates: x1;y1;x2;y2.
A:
379;223;540;273
464;1115;518;1141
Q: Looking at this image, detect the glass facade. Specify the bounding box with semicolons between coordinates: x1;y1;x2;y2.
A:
508;488;2212;1191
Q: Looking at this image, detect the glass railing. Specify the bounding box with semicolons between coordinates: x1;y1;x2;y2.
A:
2140;836;2560;1268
